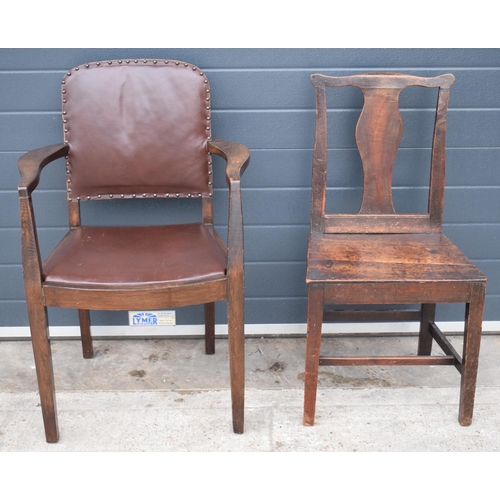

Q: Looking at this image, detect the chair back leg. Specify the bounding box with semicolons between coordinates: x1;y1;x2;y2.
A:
418;304;436;355
79;309;93;359
204;302;215;355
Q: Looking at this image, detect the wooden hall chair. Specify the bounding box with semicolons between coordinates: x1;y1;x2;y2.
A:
303;73;486;427
18;59;250;442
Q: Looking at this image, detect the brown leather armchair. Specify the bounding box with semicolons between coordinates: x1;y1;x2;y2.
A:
18;59;250;442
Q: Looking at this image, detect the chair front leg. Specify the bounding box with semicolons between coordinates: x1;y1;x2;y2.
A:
227;278;244;434
303;284;324;426
459;282;486;426
28;298;59;442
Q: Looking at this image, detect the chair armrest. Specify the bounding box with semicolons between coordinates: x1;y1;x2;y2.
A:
208;140;250;281
208;140;250;184
18;144;69;198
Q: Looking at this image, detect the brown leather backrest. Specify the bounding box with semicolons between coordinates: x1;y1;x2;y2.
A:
62;59;212;200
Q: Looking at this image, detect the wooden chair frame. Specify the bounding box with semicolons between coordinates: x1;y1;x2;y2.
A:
303;73;486;427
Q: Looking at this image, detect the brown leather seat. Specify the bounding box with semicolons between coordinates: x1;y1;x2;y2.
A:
43;224;227;288
19;59;250;442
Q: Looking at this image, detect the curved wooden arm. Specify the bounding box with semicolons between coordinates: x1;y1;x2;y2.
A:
208;140;250;184
18;144;69;198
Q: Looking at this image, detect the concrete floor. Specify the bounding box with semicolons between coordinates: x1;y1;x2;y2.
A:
1;333;500;451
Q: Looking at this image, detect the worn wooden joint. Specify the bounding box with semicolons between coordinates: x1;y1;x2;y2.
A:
18;144;69;198
207;139;250;183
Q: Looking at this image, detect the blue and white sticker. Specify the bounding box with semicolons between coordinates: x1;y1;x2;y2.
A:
128;310;176;326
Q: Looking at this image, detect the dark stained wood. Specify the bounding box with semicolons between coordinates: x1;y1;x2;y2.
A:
19;195;59;442
208;139;250;434
68;200;80;228
307;233;484;284
429;322;462;372
304;72;486;428
323;309;421;323
417;304;436;356
323;214;436;234
78;309;93;359
459;282;486;425
44;279;228;310
204;302;215;355
18;144;68;198
18;63;250;442
356;87;402;214
319;355;455;366
322;282;475;305
303;284;324;426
